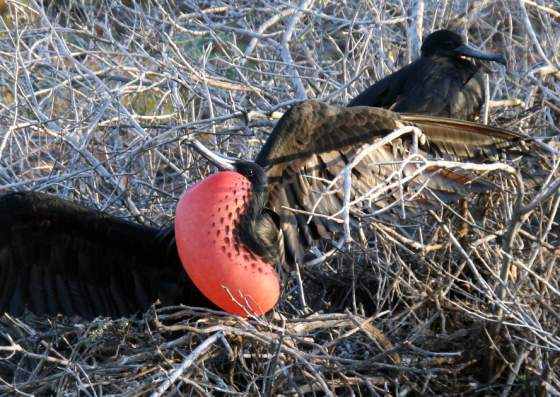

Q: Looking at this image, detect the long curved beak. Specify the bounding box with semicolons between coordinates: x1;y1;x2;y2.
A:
454;44;506;65
188;139;236;171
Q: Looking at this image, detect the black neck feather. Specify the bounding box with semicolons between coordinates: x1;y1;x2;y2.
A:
233;161;281;265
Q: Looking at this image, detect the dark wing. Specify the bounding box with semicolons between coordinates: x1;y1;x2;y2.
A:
256;101;405;259
401;114;549;188
347;63;410;109
391;58;484;120
256;101;535;261
399;114;526;157
349;58;484;121
0;192;214;319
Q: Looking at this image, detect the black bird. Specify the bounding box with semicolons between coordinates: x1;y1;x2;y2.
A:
348;30;506;120
0;101;534;319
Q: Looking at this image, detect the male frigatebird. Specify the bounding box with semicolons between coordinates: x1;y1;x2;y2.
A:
0;101;535;319
348;30;506;120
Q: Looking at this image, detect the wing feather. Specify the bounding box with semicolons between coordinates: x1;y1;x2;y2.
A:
257;101;543;262
0;192;215;318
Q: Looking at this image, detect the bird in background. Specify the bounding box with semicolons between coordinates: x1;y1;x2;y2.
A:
348;30;506;121
0;101;541;320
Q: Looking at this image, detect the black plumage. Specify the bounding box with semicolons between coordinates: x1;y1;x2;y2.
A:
348;30;506;120
0;192;215;318
0;101;538;319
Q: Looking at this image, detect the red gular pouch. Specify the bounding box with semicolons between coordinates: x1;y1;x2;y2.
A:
175;171;280;316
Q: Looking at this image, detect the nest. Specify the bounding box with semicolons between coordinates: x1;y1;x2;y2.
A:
1;0;559;395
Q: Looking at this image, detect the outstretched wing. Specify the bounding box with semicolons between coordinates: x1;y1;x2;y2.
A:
256;101;536;261
399;114;527;158
0;192;214;319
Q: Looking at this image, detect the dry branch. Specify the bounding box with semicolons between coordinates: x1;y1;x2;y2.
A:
0;0;559;395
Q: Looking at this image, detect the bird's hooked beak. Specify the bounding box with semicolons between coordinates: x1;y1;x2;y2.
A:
188;138;237;171
454;44;506;65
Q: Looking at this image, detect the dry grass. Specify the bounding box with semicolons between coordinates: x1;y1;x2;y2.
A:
0;0;559;395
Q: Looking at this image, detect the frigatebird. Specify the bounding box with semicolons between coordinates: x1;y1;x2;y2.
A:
0;101;533;319
348;30;506;120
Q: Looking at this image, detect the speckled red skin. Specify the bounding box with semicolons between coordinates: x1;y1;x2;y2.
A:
175;171;280;316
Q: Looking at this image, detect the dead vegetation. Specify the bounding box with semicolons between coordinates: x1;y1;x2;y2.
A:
0;0;559;395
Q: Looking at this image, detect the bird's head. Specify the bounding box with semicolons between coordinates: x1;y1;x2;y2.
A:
421;30;506;65
231;160;268;194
